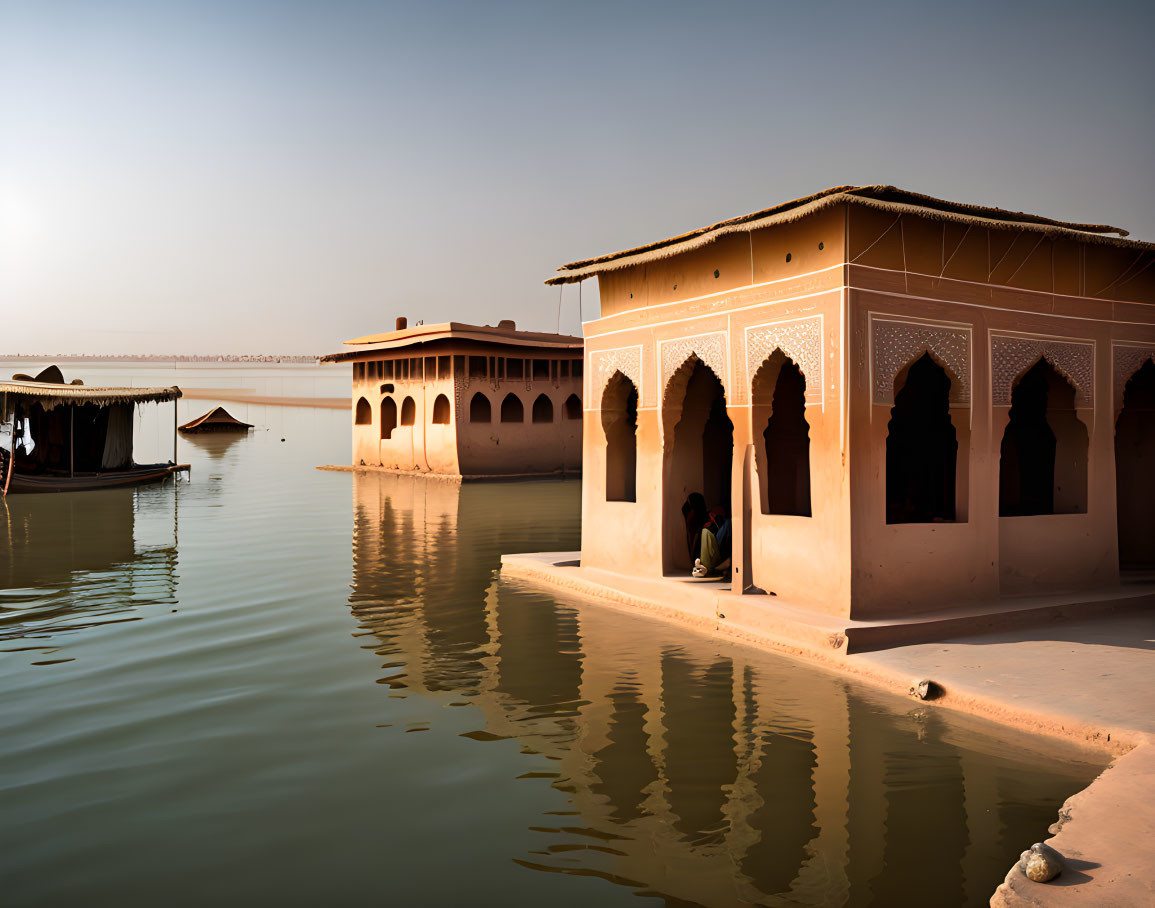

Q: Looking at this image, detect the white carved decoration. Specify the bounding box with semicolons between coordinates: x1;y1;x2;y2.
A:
590;346;643;406
991;334;1094;407
660;333;727;399
1114;344;1155;410
745;316;824;405
872;318;971;406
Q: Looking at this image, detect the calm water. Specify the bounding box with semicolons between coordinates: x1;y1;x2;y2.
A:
0;368;1107;907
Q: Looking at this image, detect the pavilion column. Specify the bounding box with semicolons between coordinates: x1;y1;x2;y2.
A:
732;443;755;593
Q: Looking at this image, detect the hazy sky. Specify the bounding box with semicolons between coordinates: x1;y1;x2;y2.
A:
2;0;1152;355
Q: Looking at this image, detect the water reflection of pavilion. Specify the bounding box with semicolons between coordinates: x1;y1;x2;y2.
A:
0;490;179;647
347;473;1101;906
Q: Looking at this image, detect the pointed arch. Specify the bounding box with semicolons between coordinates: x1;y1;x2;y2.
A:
355;397;371;425
1000;358;1087;515
432;394;451;425
532;394;554;424
751;349;811;517
602;371;637;502
564;394;582;420
469;392;491;423
400;396;416;426
500;393;524;423
379;397;397;439
662;355;732;572
886;353;957;523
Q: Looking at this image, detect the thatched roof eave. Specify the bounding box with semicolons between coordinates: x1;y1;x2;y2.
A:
0;381;181;415
545;185;1153;285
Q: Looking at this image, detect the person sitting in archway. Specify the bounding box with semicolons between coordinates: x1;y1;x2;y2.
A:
693;506;732;578
681;493;708;562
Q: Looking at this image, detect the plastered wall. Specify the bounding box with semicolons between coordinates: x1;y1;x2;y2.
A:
846;209;1155;618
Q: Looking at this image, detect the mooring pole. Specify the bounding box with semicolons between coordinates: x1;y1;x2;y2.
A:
173;399;178;465
69;406;74;478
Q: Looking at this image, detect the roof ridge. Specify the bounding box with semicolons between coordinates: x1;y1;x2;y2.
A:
547;185;1146;285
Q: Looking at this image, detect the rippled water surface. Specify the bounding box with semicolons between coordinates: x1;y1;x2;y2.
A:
0;372;1107;907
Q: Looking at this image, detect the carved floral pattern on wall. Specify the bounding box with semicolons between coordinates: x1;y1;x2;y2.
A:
871;317;971;406
991;334;1094;407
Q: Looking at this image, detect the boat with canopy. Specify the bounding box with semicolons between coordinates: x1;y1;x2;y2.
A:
0;366;190;494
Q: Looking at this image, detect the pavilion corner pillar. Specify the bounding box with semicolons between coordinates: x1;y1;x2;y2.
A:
732;443;755;593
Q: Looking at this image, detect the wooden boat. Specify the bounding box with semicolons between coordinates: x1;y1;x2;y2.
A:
1;366;190;495
6;463;189;493
178;406;253;434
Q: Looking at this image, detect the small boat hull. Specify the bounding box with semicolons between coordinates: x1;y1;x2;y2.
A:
6;463;190;493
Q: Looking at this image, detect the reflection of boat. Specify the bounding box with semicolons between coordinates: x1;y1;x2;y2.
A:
1;366;190;494
0;488;179;646
178;406;253;434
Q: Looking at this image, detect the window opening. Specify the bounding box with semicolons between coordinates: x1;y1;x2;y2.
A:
501;393;524;423
469;393;491;423
886;353;956;523
999;358;1087;515
380;397;397;438
603;374;638;502
532;394;553;423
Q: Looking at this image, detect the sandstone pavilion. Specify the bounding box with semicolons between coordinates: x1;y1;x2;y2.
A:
322;318;583;479
503;185;1155;651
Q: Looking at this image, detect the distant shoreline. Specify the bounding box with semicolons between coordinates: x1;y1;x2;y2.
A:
0;355;330;364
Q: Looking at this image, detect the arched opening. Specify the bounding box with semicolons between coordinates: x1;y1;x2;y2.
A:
400;397;415;426
564;394;582;420
886;353;957;523
751;352;811;517
432;394;451;425
469;393;491;423
532;394;553;424
355;397;371;425
663;358;733;572
1116;359;1155;568
1000;358;1088;516
379;397;397;439
602;372;637;502
501;393;523;423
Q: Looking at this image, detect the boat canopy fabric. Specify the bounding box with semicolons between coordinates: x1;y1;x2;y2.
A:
545;184;1155;285
0;379;181;419
101;403;134;470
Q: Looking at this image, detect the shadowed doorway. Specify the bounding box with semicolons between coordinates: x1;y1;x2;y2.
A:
663;358;733;572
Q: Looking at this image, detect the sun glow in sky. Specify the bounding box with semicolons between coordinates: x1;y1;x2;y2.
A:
1;0;1152;355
